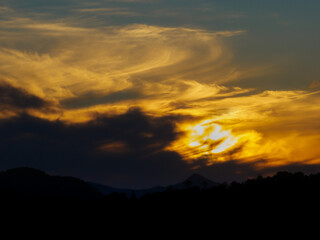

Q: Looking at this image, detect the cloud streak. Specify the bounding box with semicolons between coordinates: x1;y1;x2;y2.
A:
0;82;56;118
0;17;246;120
0;83;49;109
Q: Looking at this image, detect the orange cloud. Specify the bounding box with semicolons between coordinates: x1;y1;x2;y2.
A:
0;19;246;119
1;14;320;171
167;90;320;168
310;80;320;89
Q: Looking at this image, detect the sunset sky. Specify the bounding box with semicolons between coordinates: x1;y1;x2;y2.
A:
1;0;320;188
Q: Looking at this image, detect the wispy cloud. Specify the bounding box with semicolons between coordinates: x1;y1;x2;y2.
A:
0;6;13;12
310;80;320;90
74;7;139;16
0;19;247;116
76;8;128;12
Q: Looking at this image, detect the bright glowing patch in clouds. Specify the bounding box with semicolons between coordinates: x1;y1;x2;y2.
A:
170;120;239;160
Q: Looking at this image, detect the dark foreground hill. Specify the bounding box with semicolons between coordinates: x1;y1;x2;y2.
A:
1;168;319;232
1;167;320;220
0;167;102;199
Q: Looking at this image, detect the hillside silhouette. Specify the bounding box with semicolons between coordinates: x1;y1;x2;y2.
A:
1;167;320;219
0;167;102;200
140;171;320;207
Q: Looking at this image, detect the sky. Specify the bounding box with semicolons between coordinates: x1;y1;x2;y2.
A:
1;0;320;188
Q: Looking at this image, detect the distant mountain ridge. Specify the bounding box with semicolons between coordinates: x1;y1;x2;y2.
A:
90;182;167;198
0;167;102;199
0;167;220;199
173;173;220;190
90;173;220;198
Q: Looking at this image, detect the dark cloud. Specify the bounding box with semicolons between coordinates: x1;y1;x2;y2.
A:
1;107;319;188
0;83;51;111
61;89;143;109
0;108;190;188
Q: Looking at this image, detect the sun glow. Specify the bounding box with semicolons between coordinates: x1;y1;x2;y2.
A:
190;120;238;153
168;116;320;168
168;119;240;162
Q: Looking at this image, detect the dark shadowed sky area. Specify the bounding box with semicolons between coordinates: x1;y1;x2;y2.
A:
1;0;320;188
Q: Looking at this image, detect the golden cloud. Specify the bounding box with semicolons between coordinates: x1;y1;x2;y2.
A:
0;19;245;117
167;90;320;168
1;16;320;168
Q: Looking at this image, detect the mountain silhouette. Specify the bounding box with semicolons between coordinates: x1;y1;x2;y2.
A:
172;173;220;190
90;182;167;198
0;167;102;199
90;173;220;197
0;167;220;199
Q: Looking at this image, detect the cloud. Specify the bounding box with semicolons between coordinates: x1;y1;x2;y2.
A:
310;80;320;89
0;19;247;121
74;7;139;16
75;8;129;12
1;4;320;184
0;83;49;109
1;18;320;170
0;109;191;188
166;89;320;169
61;89;143;109
0;7;12;12
2;108;319;189
0;82;55;118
